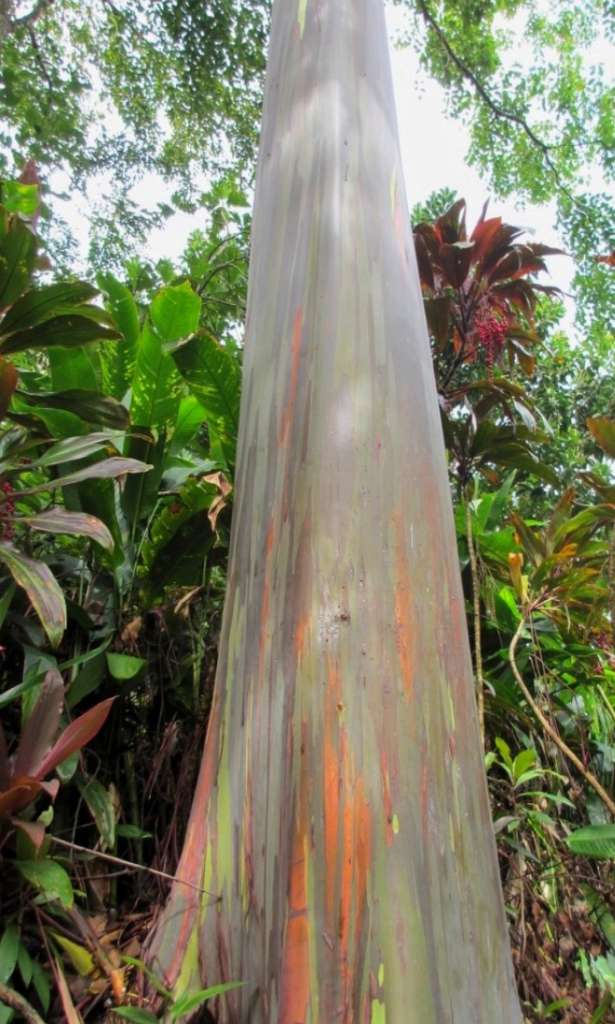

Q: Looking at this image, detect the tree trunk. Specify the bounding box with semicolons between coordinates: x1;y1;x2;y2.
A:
148;0;521;1020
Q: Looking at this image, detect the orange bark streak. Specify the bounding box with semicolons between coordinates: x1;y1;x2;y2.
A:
278;307;303;446
380;749;394;847
280;795;310;1023
323;734;340;918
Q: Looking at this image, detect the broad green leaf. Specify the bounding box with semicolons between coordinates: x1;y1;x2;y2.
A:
150;281;201;343
20;388;129;429
566;825;615;859
49;344;98;393
0;922;20;983
50;932;95;976
30;959;51;1013
0;314;120;355
17;942;33;988
170;981;244;1019
511;748;536;784
0;283;97;337
0;215;37;307
106;652;146;681
173;334;240;467
16;456;151;496
130;321;181;428
0;543;66;648
494;737;513;769
28;432;119;469
98;273;140;345
170;395;207;453
67;652;107;709
98;274;140;401
17;859;74;908
77;776;116;848
113;1008;158;1023
24;509;114;551
2;181;38;216
117;824;152;840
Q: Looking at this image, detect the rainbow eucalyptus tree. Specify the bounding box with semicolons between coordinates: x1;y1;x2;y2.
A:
149;0;521;1020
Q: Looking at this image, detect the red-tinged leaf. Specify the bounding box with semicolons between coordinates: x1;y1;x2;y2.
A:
23;509;114;551
439;241;474;288
0;542;66;648
478;224;525;276
0;356;18;418
11;817;46;851
15;457;152;497
36;698;115;780
0;776;42;816
14;669;64;777
424;296;451;350
414;233;434;290
470;216;502;261
435;198;467;243
587;417;615;458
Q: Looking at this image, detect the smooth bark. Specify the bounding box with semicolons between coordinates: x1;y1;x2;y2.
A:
149;0;522;1020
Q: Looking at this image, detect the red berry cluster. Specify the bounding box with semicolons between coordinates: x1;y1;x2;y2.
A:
474;312;507;377
0;480;15;540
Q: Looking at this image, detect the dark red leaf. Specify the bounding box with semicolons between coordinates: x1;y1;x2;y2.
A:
14;669;64;778
36;697;115;780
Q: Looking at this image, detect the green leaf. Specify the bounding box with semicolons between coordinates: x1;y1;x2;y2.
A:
113;1009;159;1024
495;737;513;769
130;322;181;429
120;955;171;998
566;825;615;859
20;389;129;429
98;273;140;401
0;922;20;984
30;959;51;1013
0;543;66;648
0;314;120;355
77;776;116;848
172;334;240;468
17;859;74;908
17;942;33;988
117;825;152;840
2;181;38;216
49;932;95;976
15;456;151;496
106;652;146;681
170;981;244;1020
150;282;201;343
512;748;537;784
24;509;114;551
0;215;37;307
27;432;119;469
0;282;97;337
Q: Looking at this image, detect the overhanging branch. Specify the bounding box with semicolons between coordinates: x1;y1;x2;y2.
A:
414;0;576;202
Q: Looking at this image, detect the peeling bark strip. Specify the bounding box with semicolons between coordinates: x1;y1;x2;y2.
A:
149;0;522;1020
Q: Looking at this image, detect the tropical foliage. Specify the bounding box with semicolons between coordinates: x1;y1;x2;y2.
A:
0;6;613;1012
